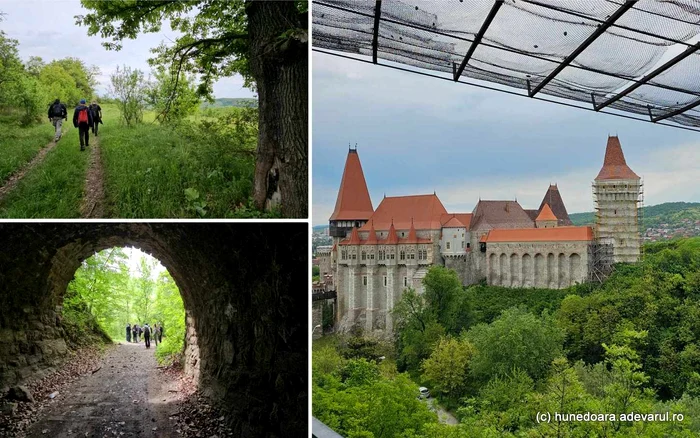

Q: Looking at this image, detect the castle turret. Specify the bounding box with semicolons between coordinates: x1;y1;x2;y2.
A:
593;136;642;263
329;148;374;240
535;203;558;228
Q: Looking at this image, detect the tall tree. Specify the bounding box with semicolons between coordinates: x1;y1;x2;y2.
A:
76;0;308;217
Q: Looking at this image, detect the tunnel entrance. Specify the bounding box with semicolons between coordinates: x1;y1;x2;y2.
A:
0;223;307;436
63;247;195;374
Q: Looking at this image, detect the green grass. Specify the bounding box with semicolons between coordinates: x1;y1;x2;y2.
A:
0;121;55;183
0;124;89;218
0;103;270;218
100;104;258;218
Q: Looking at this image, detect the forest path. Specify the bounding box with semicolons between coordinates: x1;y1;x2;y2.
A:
80;132;106;218
27;342;180;438
0;130;63;203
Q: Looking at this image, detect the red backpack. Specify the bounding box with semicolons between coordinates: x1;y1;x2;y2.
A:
78;108;88;124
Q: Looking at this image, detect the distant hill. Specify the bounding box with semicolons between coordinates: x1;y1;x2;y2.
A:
570;202;700;240
202;98;258;109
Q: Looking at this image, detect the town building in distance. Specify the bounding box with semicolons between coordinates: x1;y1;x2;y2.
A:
318;137;643;333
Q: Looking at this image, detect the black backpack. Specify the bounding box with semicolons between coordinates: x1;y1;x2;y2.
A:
51;103;63;117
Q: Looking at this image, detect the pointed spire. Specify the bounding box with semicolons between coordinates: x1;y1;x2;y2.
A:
595;136;639;180
538;184;572;226
330;148;374;221
366;220;378;244
386;221;399;245
536;203;557;222
406;218;418;243
347;226;361;245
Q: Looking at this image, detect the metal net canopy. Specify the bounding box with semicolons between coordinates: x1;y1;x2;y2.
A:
313;0;700;131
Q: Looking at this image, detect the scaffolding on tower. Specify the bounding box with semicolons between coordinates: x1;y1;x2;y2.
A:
589;182;614;283
638;179;645;269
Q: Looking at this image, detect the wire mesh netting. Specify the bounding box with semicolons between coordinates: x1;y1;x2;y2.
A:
313;0;700;130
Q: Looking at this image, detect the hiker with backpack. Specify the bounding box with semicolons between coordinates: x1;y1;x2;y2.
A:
73;99;93;151
89;101;103;136
143;323;151;349
126;323;132;343
48;99;67;142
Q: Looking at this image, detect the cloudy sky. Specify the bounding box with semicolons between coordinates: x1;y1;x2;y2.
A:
312;52;700;225
0;0;254;98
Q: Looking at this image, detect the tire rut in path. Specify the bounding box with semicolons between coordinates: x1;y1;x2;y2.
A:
0;137;60;203
26;343;180;438
80;134;106;218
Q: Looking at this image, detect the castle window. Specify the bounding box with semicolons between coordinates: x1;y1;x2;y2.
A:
361;251;366;260
400;250;406;260
467;243;470;249
378;250;385;260
418;251;423;260
461;240;464;248
390;253;395;260
370;253;375;260
383;276;387;287
403;277;408;287
341;250;347;260
352;253;356;260
363;275;368;286
446;241;451;250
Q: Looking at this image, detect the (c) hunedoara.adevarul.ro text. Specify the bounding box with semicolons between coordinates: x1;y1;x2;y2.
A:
536;412;684;423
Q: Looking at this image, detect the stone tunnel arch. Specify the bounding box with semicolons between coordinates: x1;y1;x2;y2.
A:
0;224;306;436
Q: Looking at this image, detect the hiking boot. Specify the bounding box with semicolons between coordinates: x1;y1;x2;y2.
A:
80;146;85;151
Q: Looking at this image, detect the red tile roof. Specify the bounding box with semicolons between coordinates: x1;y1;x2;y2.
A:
365;221;378;244
359;194;448;231
330;150;374;221
482;226;593;242
538;184;572;226
406;220;419;243
441;213;472;229
470;200;534;231
595;136;640;180
385;222;399;244
536;203;557;222
341;227;361;245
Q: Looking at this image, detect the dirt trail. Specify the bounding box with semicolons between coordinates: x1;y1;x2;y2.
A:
0;135;61;203
80;134;106;218
26;343;180;438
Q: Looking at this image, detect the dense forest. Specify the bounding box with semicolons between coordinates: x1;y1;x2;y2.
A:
63;248;185;364
313;237;700;437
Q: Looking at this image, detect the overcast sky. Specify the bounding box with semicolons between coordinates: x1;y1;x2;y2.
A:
0;0;254;98
312;52;700;225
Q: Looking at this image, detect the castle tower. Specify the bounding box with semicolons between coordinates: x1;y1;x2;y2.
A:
329;147;374;241
593;136;642;263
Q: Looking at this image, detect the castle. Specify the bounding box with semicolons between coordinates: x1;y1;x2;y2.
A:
317;136;643;333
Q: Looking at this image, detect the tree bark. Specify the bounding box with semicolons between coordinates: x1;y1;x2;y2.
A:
247;1;308;218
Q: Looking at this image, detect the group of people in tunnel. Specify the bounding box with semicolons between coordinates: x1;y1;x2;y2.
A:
125;322;163;349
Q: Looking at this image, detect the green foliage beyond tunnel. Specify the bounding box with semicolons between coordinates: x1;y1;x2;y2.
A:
64;248;185;364
313;237;700;437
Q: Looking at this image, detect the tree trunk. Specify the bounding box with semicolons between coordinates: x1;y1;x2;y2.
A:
247;0;308;218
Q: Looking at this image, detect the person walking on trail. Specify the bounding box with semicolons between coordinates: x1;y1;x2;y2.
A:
158;322;164;343
126;323;132;343
138;325;143;343
143;323;151;349
153;324;160;347
48;99;67;142
132;324;139;343
89;101;102;136
73;99;93;151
